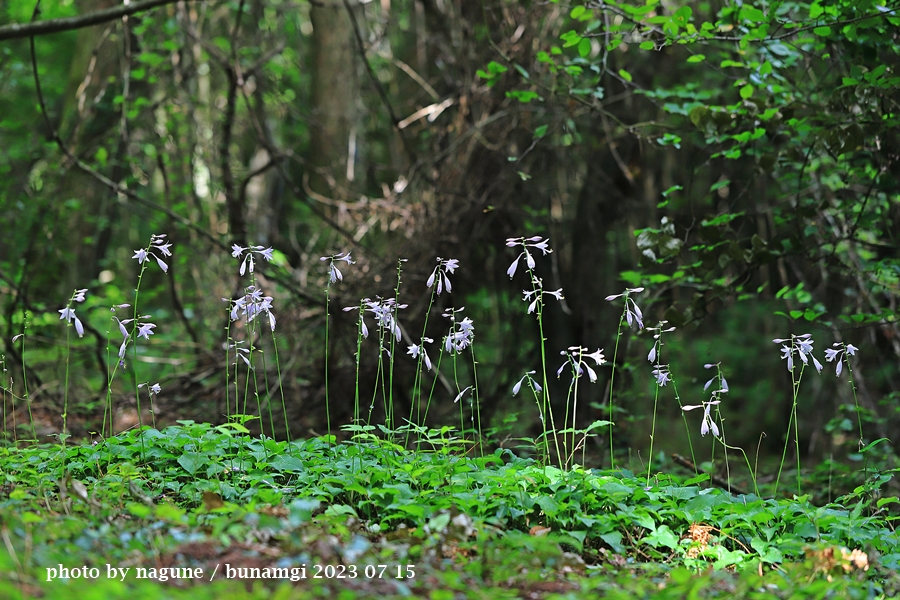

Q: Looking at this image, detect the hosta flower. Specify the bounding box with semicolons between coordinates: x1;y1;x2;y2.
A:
443;310;475;354
59;288;89;338
58;307;85;338
229;285;277;331
652;365;671;387
824;342;859;376
427;257;459;295
683;400;721;437
506;236;552;279
605;288;645;330
512;370;542;396
522;277;565;314
365;297;405;341
774;333;823;373
703;362;728;392
408;337;434;371
133;234;172;273
557;346;605;383
231;243;275;276
319;251;354;284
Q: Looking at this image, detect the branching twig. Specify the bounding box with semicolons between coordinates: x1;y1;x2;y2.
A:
1;0;196;42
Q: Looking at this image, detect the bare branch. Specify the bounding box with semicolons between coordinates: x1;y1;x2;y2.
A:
0;0;196;42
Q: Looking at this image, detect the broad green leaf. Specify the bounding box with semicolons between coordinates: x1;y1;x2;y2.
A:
618;69;633;82
687;54;705;63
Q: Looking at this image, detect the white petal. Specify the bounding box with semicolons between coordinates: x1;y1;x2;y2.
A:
835;361;842;377
648;346;656;363
427;271;436;288
512;378;523;396
506;258;519;279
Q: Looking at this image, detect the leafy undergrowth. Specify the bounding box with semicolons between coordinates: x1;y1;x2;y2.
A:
1;423;898;599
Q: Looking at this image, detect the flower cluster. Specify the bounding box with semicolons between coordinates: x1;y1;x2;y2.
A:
133;234;172;273
682;398;721;437
426;257;459;295
233;243;275;276
319;251;353;284
505;236;551;279
557;346;605;383
348;297;406;341
774;333;823;373
112;313;157;361
443;308;474;354
522;277;564;314
59;288;88;338
229;285;277;332
605;288;645;329
824;342;858;376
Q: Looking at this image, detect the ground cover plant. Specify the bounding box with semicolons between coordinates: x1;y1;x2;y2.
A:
3;0;900;597
2;232;899;599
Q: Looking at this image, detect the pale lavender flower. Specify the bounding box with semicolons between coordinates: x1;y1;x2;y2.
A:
229;285;277;331
320;251;354;284
59;288;89;337
605;288;645;329
138;382;161;396
133;234;172;273
408;337;434;371
427;257;460;295
683;399;721;437
58;307;85;338
825;342;859;376
505;236;552;279
703;362;728;392
522;277;564;314
557;346;605;383
365;297;405;341
774;333;823;373
232;243;275;276
136;321;156;340
453;386;472;404
652;365;671;387
230;341;251;368
443;309;475;354
512;371;538;396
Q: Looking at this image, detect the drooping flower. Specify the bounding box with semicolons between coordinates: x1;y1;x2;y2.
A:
427;257;460;295
683;399;721;437
408;337;434;371
605;288;645;330
824;342;859;377
512;370;542;396
59;288;89;338
319;251;354;284
506;236;552;279
133;234;172;273
774;333;823;373
557;346;605;383
229;285;277;331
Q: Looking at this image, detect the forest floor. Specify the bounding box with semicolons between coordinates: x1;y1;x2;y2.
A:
1;423;898;599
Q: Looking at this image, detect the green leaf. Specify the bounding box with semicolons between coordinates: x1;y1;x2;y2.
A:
740;84;754;99
570;5;586;19
687;54;705;63
813;26;831;36
177;452;205;475
640;41;655;50
578;37;591;58
618;69;633;82
534;125;548;138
